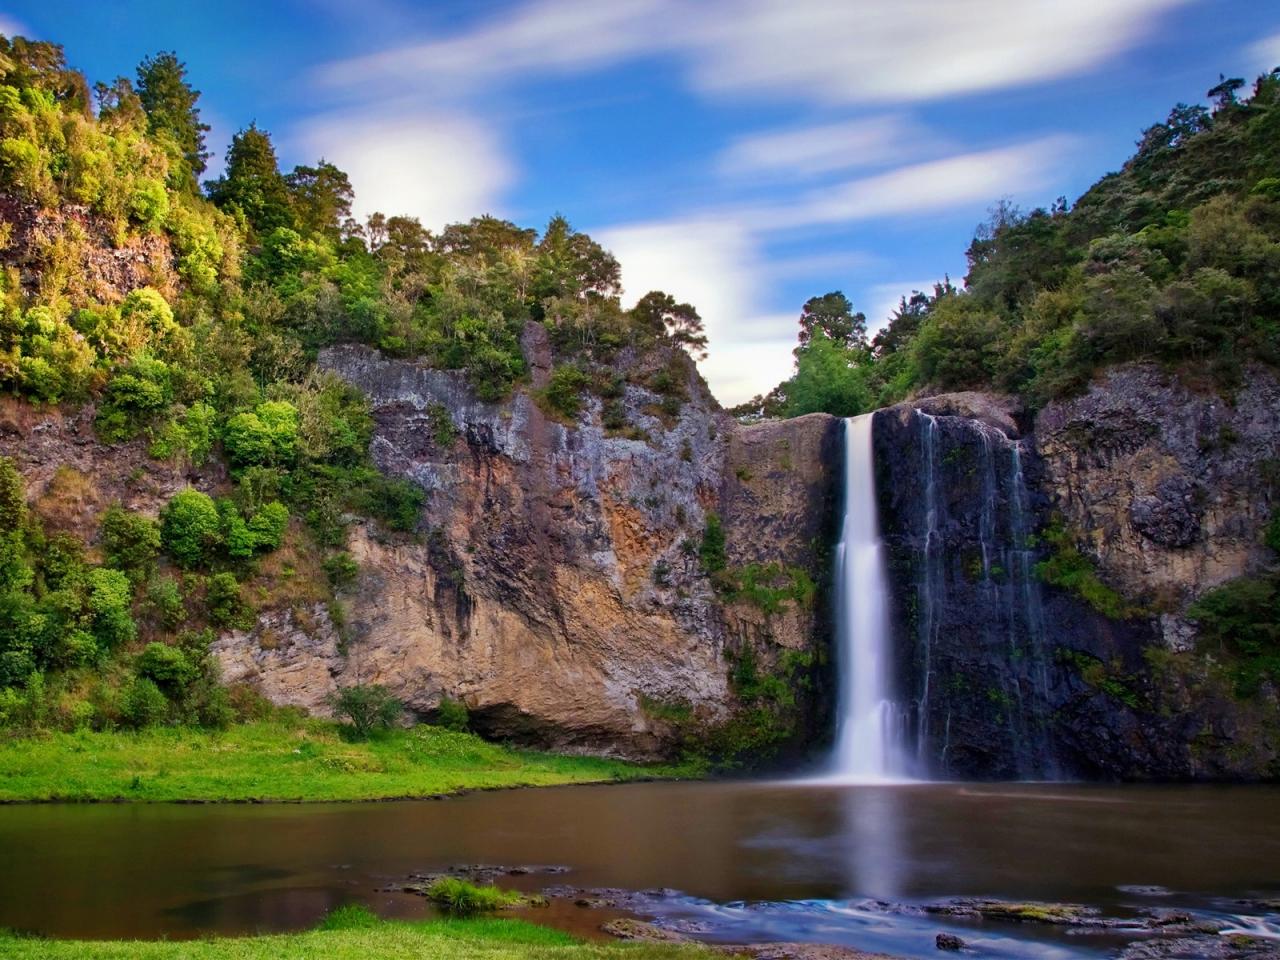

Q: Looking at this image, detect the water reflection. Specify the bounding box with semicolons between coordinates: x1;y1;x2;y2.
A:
841;786;904;900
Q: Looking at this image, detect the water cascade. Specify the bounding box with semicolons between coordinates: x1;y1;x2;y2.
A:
909;412;1057;779
829;414;912;781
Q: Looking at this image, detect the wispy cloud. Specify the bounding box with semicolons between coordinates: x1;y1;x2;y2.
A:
685;0;1190;105
756;136;1073;229
1246;31;1280;75
0;14;29;37
318;0;1190;106
718;116;935;180
318;0;667;96
294;109;516;229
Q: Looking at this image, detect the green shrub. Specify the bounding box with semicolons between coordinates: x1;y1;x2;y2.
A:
1188;572;1280;696
86;567;136;649
352;473;424;532
223;401;300;470
323;552;360;590
539;364;590;420
425;877;521;915
1033;518;1135;619
427;402;458;446
136;642;198;694
206;571;249;629
434;695;469;732
145;574;186;628
120;677;168;729
99;506;160;579
247;500;289;551
160;489;221;568
1267;509;1280;555
329;683;401;739
699;512;726;574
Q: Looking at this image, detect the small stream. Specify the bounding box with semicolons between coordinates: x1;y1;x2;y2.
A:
2;781;1278;958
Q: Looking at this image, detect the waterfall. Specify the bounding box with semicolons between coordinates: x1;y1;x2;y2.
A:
910;412;1059;780
828;414;912;782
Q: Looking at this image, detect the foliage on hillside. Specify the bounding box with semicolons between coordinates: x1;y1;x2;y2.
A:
0;32;708;733
734;68;1280;420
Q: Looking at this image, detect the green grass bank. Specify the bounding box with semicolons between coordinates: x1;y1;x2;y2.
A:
0;914;708;960
0;719;695;802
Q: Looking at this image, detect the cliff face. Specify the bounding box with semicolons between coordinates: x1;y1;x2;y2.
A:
212;339;838;758
874;365;1280;780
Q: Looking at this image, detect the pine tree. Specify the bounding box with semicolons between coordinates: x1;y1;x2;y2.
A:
136;51;210;185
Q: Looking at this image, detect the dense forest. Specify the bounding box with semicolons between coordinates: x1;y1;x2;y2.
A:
0;34;707;731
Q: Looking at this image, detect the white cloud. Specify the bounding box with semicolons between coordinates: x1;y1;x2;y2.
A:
718;116;934;180
756;136;1072;229
685;0;1190;105
319;0;1189;107
865;280;939;336
1246;31;1280;75
598;218;796;404
319;0;668;95
294;109;515;229
0;14;28;36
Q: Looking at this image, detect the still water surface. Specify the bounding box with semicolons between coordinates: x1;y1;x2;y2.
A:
1;781;1277;957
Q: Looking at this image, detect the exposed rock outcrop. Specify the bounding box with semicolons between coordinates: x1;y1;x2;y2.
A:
0;194;176;304
212;340;838;759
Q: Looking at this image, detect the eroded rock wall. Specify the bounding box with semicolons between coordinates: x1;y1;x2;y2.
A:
212;341;838;759
876;365;1280;780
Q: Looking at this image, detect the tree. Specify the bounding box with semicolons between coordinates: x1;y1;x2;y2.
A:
205;123;292;236
329;684;402;739
136;51;210;184
160;489;222;568
1207;74;1245;112
797;292;866;351
630;291;708;359
284;160;353;238
786;330;874;417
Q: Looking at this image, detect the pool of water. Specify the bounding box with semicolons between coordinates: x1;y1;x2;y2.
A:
2;780;1277;957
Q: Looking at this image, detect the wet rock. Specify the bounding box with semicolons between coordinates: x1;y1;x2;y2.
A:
925;899;1101;926
935;933;966;951
600;918;687;942
1119;934;1280;959
906;391;1022;438
742;945;899;960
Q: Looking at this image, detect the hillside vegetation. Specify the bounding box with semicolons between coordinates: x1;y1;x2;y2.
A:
0;33;709;739
736;69;1280;418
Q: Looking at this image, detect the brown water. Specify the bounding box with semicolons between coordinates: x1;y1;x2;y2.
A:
2;781;1278;958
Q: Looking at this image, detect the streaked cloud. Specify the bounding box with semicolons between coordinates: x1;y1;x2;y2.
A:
0;14;29;36
866;280;942;336
295;109;516;229
1246;31;1280;75
685;0;1190;105
756;137;1073;230
718;116;935;180
318;0;667;96
319;0;1190;107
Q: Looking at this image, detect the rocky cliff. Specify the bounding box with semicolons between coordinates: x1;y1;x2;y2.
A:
874;365;1280;780
211;337;839;759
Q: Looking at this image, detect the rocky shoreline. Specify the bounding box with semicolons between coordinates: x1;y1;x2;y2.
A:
377;863;1280;960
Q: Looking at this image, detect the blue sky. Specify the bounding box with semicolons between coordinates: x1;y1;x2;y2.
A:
2;1;1278;403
